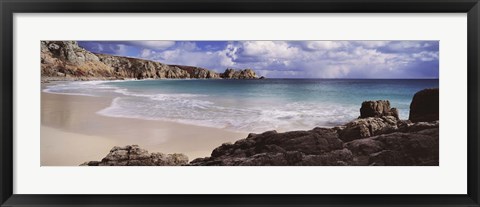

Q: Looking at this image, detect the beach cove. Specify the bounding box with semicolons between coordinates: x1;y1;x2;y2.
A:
41;79;439;166
41;89;247;166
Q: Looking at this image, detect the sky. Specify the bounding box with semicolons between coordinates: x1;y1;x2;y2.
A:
78;40;439;79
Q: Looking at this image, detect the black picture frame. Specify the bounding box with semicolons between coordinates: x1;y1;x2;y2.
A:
1;0;479;206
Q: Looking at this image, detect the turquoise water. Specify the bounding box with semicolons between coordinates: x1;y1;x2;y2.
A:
44;79;439;133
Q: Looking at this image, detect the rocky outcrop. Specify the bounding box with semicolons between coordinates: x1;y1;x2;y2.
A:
41;41;261;81
96;54;191;79
41;41;115;80
190;128;346;166
190;91;439;166
170;65;221;79
81;145;188;166
190;121;438;166
409;88;439;122
220;68;258;79
360;100;399;120
344;126;438;166
338;116;399;142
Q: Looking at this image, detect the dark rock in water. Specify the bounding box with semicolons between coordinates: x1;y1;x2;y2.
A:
360;100;399;120
80;145;188;166
409;88;439;122
259;76;266;79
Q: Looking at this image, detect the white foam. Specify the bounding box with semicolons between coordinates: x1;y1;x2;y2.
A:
45;80;406;133
42;89;97;97
43;80;122;97
96;93;359;133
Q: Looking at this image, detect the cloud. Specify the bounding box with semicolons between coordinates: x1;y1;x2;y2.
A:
138;42;236;72
122;41;175;50
354;41;391;48
80;40;439;79
78;41;176;57
238;41;300;58
297;41;348;51
78;41;131;56
412;51;439;61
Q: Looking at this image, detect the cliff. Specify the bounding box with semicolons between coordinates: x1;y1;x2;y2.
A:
170;65;221;79
41;41;114;80
96;54;191;79
81;88;439;166
221;68;258;79
41;41;261;81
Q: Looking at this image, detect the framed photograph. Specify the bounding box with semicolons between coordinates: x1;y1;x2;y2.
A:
1;0;479;206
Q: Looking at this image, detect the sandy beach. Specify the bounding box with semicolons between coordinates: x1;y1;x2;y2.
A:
41;88;248;166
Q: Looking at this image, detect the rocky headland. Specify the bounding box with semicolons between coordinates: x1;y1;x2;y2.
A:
41;41;260;81
80;145;189;166
81;88;439;166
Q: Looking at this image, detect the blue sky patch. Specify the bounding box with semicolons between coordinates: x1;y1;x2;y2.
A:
78;40;439;79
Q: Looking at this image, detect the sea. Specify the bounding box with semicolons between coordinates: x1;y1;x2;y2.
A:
43;79;439;133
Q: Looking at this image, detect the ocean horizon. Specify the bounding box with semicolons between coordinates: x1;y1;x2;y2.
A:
43;78;439;133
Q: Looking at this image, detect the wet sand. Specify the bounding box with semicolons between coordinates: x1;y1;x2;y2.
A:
41;91;248;166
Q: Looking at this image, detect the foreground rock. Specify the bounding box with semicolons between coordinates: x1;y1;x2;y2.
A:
344;122;438;166
409;88;439;122
81;145;188;166
190;121;438;166
41;41;261;81
338;116;399;142
190;128;346;166
360;100;399;120
190;90;439;166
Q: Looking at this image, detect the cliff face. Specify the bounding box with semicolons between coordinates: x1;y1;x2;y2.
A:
221;68;258;79
41;41;115;80
170;65;221;79
41;41;260;81
96;54;190;79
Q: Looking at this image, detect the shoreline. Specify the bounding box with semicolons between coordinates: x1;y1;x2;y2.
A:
41;89;248;166
41;81;440;166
